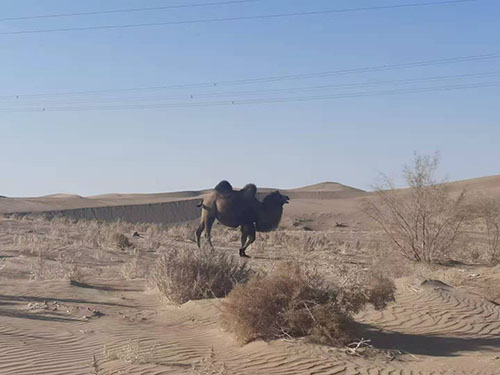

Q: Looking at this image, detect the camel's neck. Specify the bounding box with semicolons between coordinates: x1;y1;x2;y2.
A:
256;205;284;232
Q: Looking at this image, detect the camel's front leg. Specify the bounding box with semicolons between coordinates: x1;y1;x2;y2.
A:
205;216;215;249
195;221;205;249
239;225;249;257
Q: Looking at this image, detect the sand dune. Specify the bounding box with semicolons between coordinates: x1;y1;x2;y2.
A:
445;175;500;195
0;181;364;214
0;181;368;227
290;181;365;193
42;193;84;199
2;176;498;230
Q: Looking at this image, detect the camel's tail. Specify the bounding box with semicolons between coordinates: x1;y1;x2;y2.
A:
196;200;210;210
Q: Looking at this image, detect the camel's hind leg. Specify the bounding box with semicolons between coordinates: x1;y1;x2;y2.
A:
239;224;256;258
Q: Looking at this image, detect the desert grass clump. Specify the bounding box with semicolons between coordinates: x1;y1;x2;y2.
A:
168;223;196;242
150;246;252;304
143;224;169;251
120;255;145;280
103;339;157;365
60;256;86;283
222;263;395;346
29;248;87;282
191;348;228;375
29;250;63;280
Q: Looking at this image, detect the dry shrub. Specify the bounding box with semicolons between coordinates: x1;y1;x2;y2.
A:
363;152;468;263
150;246;252;304
222;262;395;345
111;232;133;250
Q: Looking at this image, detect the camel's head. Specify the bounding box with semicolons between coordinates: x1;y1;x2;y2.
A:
263;191;290;207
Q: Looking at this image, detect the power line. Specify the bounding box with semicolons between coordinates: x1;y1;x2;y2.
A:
1;52;498;100
0;0;477;35
3;70;499;106
0;0;261;22
239;81;500;105
1;81;498;112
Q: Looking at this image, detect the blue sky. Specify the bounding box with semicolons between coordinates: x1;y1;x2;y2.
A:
0;0;498;196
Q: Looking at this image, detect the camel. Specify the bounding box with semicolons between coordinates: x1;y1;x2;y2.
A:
195;180;289;257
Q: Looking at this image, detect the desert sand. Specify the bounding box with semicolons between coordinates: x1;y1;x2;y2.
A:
0;177;498;374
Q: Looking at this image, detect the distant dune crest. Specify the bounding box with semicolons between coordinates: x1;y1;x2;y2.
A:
292;181;365;193
0;176;499;222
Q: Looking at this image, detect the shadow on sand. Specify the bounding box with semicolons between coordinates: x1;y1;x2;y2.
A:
0;294;134;308
69;280;143;292
0;307;79;323
357;323;500;357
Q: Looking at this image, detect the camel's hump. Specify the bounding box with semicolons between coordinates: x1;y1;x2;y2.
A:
241;183;257;198
214;180;233;194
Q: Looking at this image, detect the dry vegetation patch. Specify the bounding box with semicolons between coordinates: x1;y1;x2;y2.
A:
150;246;252;304
111;232;133;250
222;262;395;345
470;196;500;264
103;339;158;365
191;348;229;375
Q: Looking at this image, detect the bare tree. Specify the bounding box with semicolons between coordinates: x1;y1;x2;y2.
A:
363;153;467;263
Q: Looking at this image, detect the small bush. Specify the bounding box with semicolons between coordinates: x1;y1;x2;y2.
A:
150;246;252;304
112;232;133;250
222;263;395;345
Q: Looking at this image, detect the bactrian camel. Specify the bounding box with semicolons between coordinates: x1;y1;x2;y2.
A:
196;180;289;257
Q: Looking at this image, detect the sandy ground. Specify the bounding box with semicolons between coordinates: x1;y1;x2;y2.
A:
0;177;499;374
